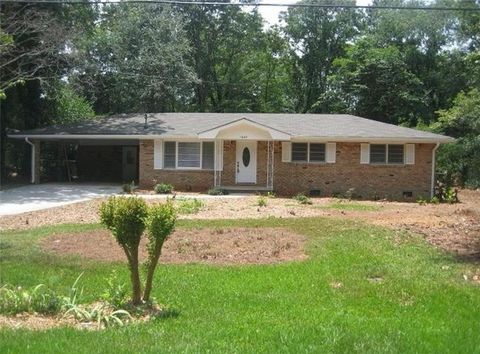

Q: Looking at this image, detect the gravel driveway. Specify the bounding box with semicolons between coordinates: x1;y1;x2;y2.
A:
0;183;121;216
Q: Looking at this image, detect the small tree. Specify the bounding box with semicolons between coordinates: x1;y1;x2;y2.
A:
99;196;148;305
143;201;176;302
99;196;176;305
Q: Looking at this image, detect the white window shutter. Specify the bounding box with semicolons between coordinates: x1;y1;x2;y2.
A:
405;144;415;164
153;140;163;169
360;143;370;164
215;140;224;171
326;143;336;163
282;142;291;162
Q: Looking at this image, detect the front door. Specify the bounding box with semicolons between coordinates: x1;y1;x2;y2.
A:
122;146;138;182
236;141;257;184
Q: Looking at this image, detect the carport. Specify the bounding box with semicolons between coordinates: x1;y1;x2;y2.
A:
8;136;139;184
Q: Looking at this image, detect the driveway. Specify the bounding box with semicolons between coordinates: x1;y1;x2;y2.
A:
0;183;121;216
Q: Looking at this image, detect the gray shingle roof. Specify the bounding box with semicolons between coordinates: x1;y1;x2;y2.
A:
8;113;453;142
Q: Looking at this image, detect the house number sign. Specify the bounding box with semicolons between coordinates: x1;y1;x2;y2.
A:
240;135;248;139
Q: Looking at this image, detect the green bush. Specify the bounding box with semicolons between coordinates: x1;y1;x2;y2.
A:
207;187;228;195
293;193;312;205
122;181;136;194
99;197;177;304
0;284;63;315
257;195;267;207
154;183;174;194
99;197;148;304
101;271;128;309
176;198;204;214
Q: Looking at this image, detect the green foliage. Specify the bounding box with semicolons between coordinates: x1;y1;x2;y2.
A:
266;191;276;198
154;183;174;194
176;198;204;215
207;188;228;195
101;271;128;309
122;181;136;194
433;89;480;188
143;201;177;301
434;182;459;204
99;197;148;304
293;193;312;205
99;196;148;247
257;195;267;207
45;83;95;125
0;284;62;315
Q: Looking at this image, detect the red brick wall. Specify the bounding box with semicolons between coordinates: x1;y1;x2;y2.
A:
273;142;434;199
139;140;213;191
139;139;434;200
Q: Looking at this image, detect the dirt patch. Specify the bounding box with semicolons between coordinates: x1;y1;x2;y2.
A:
2;189;479;262
0;313;76;331
40;228;308;265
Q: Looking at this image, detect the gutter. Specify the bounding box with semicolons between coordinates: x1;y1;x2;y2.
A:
25;137;36;184
431;142;440;198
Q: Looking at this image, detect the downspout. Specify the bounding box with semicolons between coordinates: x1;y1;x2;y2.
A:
25;137;35;184
431;142;440;198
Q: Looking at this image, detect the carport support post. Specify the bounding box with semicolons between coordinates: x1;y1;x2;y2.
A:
25;138;40;184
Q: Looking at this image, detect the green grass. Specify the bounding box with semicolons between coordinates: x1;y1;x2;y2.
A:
323;200;382;211
0;218;479;353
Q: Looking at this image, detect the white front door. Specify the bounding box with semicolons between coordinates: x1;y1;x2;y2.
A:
236;141;257;184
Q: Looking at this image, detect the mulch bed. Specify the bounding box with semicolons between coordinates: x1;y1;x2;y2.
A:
40;227;308;265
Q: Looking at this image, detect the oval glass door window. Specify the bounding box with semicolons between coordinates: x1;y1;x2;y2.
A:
242;147;250;167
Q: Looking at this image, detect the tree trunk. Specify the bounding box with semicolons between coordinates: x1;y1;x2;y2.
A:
129;246;142;305
143;243;163;302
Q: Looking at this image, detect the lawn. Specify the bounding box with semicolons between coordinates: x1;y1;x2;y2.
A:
0;217;479;353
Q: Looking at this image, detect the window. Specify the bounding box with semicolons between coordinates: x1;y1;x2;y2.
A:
178;142;201;168
202;142;214;169
292;143;326;163
309;144;326;162
370;144;386;164
163;141;214;169
292;143;308;162
370;144;404;164
164;141;176;168
388;144;404;164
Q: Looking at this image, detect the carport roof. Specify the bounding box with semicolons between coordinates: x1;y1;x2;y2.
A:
8;112;454;143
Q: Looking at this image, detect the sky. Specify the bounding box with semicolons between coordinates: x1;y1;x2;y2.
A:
256;0;373;26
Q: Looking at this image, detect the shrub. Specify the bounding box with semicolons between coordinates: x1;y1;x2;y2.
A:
122;181;136;194
294;193;312;205
434;181;459;204
176;198;204;214
154;183;174;194
257;195;267;207
101;271;128;309
144;201;177;301
207;187;228;195
99;197;148;304
0;284;63;315
266;191;276;198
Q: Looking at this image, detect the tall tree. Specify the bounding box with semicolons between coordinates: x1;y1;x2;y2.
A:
72;3;196;114
281;0;362;112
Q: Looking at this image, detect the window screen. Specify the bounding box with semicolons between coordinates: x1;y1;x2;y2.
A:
202;142;215;169
292;143;308;162
178;142;201;168
309;143;326;162
370;144;386;164
163;142;176;168
388;144;404;164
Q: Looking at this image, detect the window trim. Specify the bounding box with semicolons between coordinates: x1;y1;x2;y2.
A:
369;144;405;165
163;140;215;170
291;142;326;164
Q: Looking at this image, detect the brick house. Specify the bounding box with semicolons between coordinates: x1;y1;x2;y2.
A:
9;113;453;200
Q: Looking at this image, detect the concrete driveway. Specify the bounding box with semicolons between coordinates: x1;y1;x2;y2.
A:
0;183;121;216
